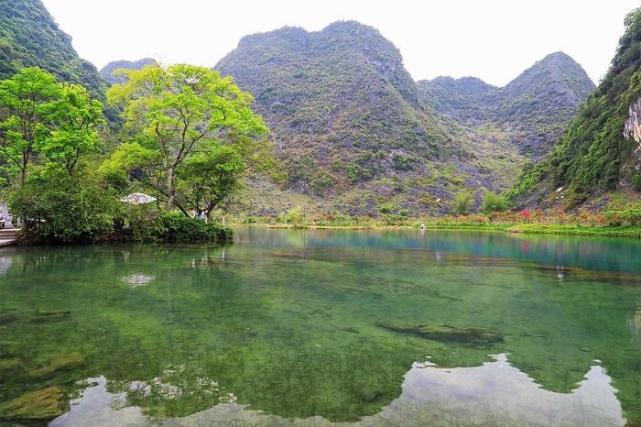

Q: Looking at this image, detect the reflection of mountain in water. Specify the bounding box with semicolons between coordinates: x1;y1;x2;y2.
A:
51;354;623;426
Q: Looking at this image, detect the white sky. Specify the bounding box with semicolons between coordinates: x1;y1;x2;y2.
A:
41;0;639;87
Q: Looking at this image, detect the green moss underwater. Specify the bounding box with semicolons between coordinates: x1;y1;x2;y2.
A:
0;228;640;425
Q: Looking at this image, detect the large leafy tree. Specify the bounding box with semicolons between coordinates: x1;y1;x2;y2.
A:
107;64;267;209
0;67;59;185
0;67;105;184
40;83;104;175
176;144;244;218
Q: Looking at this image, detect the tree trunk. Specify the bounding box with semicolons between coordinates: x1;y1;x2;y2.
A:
20;151;29;186
166;167;175;210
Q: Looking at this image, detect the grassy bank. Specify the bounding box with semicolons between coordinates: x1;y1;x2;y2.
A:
234;215;641;239
504;223;641;238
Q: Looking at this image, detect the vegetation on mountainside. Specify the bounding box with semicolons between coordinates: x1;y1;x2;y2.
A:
0;67;267;243
481;191;509;214
215;22;463;204
0;0;105;97
510;7;641;207
216;22;594;216
453;190;473;215
418;52;595;160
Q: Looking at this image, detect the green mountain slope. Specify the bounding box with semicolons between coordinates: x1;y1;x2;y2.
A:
0;0;105;96
510;7;641;208
216;22;531;215
418;52;595;160
217;22;448;194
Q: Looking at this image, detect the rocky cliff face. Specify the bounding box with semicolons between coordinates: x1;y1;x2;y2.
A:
624;97;641;146
623;97;641;172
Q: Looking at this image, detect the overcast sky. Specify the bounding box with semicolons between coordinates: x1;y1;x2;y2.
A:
41;0;639;87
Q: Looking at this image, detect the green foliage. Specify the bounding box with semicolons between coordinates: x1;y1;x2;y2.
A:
177;144;244;216
604;203;641;226
310;170;335;195
481;191;509;214
0;0;105;97
283;207;304;224
506;162;543;200
391;154;414;171
108;64;267;210
512;8;641;202
0;68;104;183
8;167;119;243
99;58;157;85
378;203;394;215
119;205;165;243
344;162;372;184
0;67;59;184
453;190;473;215
39;83;104;174
158;211;232;242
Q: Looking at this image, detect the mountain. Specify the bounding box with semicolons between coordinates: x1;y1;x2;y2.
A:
510;7;641;208
216;23;595;215
100;58;158;84
0;0;105;97
216;21;535;216
418;52;595;160
217;22;448;197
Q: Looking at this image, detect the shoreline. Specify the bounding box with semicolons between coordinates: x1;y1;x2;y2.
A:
243;222;641;238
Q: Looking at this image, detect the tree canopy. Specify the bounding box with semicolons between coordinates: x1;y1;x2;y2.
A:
107;64;267;211
0;67;103;184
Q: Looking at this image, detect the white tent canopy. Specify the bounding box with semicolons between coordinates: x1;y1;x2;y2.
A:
120;193;157;205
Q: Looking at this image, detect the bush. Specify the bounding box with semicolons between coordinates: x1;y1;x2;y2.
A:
118;205;165;242
605;205;641;226
9;168;119;243
391;154;414;171
158;211;232;242
344;162;372;183
283;207;304;224
378;203;394;215
481;191;509;214
453;191;473;215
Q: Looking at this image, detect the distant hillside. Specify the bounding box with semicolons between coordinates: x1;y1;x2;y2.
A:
216;21;530;216
217;22;448;195
0;0;105;96
100;58;158;84
510;7;641;208
418;52;595;160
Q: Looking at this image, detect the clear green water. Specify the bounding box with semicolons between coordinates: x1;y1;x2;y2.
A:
1;228;641;426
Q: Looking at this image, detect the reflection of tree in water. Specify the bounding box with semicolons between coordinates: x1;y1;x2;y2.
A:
0;256;12;276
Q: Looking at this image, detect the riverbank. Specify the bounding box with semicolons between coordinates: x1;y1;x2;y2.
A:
240;219;641;238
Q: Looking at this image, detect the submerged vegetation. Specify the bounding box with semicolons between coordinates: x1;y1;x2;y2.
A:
1;229;641;424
